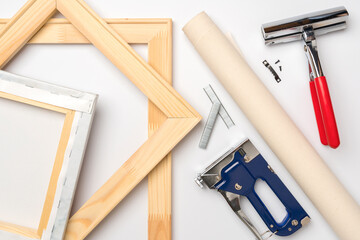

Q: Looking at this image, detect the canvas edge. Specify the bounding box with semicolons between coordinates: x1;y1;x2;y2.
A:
0;71;98;240
0;70;97;114
46;106;97;240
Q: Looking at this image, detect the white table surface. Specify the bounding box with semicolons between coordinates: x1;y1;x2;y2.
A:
1;0;360;239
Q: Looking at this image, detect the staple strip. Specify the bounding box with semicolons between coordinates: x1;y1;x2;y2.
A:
199;102;221;149
204;85;235;128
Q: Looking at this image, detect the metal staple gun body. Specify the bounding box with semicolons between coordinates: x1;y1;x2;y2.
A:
196;139;310;239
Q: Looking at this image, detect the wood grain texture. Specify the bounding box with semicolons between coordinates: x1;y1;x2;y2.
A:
64;117;200;240
0;1;201;238
0;220;39;239
57;0;198;119
0;0;56;68
148;23;172;240
37;110;75;236
0;91;70;114
0;18;170;44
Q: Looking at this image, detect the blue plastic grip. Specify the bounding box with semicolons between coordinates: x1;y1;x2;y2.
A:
215;151;309;236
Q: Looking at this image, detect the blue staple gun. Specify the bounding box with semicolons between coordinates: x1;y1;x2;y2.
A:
196;139;310;239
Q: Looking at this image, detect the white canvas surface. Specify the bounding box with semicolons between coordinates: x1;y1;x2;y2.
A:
0;97;65;229
0;0;359;239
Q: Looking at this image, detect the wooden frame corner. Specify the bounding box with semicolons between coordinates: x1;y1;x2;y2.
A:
0;0;201;239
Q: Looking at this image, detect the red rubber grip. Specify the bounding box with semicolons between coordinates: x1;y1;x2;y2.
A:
314;76;340;148
310;81;328;145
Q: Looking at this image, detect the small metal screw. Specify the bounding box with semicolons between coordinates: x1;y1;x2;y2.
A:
235;183;242;190
288;227;292;231
292;220;298;226
270;224;274;228
279;66;282;71
275;60;280;64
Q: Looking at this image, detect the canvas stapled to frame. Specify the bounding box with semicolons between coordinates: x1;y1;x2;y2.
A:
0;70;97;240
0;0;201;239
0;18;174;240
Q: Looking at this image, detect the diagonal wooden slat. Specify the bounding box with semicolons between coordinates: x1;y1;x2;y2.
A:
57;0;197;119
56;0;200;239
0;0;56;67
64;118;199;240
0;0;201;239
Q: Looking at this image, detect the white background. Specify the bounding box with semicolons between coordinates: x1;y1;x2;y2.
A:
1;0;360;239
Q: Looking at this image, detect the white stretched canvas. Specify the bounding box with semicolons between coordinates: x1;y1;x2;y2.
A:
0;97;65;229
0;71;97;240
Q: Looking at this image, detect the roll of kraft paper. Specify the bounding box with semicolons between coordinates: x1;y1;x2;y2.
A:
183;12;360;240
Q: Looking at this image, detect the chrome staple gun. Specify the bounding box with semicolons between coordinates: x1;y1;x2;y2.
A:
196;139;310;239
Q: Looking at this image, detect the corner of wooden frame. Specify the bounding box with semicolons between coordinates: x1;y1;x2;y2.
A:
0;0;201;239
0;0;56;68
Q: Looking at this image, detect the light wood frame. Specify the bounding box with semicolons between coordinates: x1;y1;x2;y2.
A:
0;19;172;239
0;1;201;240
0;70;97;240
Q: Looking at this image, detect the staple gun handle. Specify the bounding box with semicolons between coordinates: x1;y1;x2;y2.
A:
216;152;309;237
246;156;308;236
313;76;340;148
246;191;285;234
246;177;302;236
